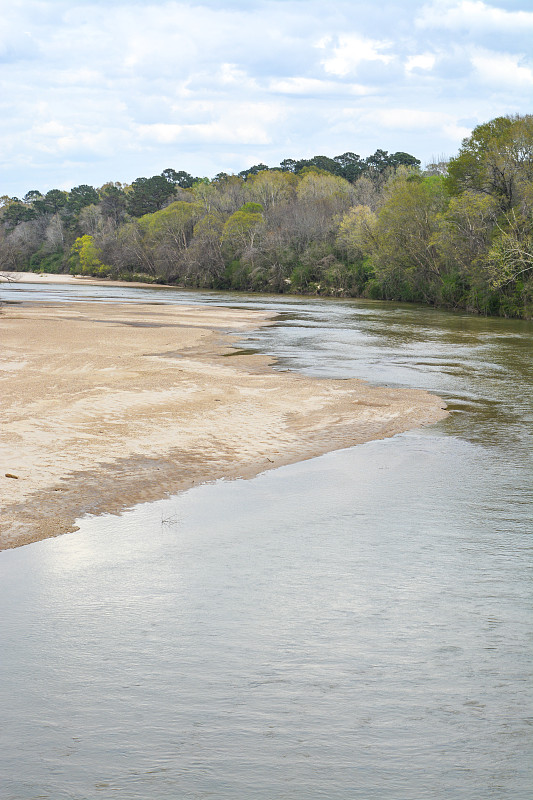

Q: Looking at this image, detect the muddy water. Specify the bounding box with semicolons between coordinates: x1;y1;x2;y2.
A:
0;285;531;799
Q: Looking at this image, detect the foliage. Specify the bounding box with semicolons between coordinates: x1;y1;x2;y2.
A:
29;250;64;273
221;202;264;264
1;201;36;229
161;168;195;188
446;115;533;210
99;184;127;225
66;184;100;215
69;235;110;276
33;189;68;215
127;175;177;216
1;124;531;316
369;173;448;301
486;208;533;289
336;205;377;260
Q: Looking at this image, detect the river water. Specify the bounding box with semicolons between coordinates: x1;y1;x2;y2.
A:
1;283;531;799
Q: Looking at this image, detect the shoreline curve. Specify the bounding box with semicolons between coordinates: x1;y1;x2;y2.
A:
0;299;448;550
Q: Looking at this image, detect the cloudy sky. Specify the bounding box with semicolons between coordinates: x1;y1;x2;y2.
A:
1;0;532;196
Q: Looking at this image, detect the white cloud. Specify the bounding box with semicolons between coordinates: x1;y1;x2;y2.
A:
136;102;283;145
27;122;130;158
39;120;69;138
442;121;473;141
268;77;371;95
318;34;393;77
218;63;257;87
405;54;436;74
359;108;471;141
136;123;184;144
1;0;532;195
361;108;448;130
270;77;337;94
471;51;533;88
57;68;107;86
417;0;533;32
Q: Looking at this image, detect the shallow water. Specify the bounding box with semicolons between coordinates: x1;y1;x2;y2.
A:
1;284;531;799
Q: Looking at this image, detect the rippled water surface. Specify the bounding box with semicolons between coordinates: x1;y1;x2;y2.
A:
1;282;531;799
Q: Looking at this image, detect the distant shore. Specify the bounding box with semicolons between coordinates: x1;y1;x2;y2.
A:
0;270;170;289
0;298;448;550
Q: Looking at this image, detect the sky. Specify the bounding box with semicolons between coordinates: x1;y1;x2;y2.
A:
1;0;532;197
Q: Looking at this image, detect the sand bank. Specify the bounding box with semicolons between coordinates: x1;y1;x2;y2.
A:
0;301;448;549
0;270;166;289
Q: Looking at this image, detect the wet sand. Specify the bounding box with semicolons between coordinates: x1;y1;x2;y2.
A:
0;300;448;549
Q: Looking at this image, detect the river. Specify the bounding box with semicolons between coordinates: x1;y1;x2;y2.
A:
1;283;531;799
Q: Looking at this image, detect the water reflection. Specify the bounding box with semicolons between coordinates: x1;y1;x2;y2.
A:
1;435;531;799
238;302;532;460
0;283;531;799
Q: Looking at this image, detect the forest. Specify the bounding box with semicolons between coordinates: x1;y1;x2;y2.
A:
1;114;531;318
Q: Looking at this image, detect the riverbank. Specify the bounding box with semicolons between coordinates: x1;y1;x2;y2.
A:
0;270;169;289
0;300;448;549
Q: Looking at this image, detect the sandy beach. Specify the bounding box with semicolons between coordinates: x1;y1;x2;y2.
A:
0;290;448;549
0;270;168;289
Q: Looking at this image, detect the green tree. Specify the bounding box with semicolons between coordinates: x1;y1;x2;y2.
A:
389;151;421;169
370;173;448;301
246;169;296;210
222;202;264;266
336;205;376;260
33;189;68;215
161;168;195;188
99;184;127;226
446;115;533;210
66;184;99;215
430;191;499;307
433;191;498;274
182;211;226;286
134;201;201;280
1;201;37;230
306;155;342;175
279;158;298;172
127;176;176;216
333;152;365;182
487;208;533;289
140;201;200;251
70;235;109;275
238;163;270;179
365;149;391;172
115;221;156;275
23;190;43;204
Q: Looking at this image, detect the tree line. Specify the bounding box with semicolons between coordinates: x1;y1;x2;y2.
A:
1;116;531;318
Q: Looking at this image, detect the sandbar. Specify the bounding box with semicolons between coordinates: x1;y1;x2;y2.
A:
0;270;167;288
0;297;448;549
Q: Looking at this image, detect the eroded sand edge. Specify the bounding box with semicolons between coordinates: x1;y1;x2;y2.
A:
0;300;448;549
